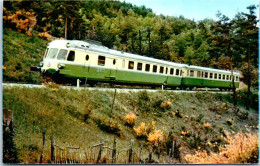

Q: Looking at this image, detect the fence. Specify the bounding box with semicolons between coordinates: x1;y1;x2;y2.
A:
37;132;180;164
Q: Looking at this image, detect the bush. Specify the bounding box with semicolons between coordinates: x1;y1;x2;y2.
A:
95;118;121;136
124;112;136;126
147;130;163;146
184;132;258;163
134;122;146;138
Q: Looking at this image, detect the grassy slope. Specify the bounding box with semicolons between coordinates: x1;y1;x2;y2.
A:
3;28;48;83
3;86;258;163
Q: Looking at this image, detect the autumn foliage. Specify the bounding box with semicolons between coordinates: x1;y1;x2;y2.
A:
3;8;36;36
124;112;136;126
185;132;258;163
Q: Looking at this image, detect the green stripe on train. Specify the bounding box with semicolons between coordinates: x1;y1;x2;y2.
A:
59;64;182;86
182;77;239;88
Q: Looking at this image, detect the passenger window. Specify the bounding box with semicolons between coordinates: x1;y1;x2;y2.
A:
201;72;204;78
205;72;208;78
209;73;213;79
128;61;134;69
214;73;217;79
98;55;106;66
236;76;239;81
86;55;89;61
57;49;68;60
160;66;164;73
226;75;229;80
190;70;194;77
113;59;116;65
219;74;221;79
153;65;157;73
222;75;225;80
67;51;75;61
137;63;142;71
47;48;59;59
165;68;168;74
170;68;174;75
197;71;201;77
145;64;150;72
180;70;182;76
176;69;179;75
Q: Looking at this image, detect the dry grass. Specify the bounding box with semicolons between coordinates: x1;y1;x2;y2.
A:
184;132;258;163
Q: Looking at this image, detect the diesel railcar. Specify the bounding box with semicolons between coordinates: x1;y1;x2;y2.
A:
35;40;240;90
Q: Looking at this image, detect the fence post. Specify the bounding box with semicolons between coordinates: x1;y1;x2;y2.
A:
128;139;134;163
157;143;160;160
96;139;104;163
139;143;143;163
51;136;55;163
39;131;46;163
110;89;117;112
171;140;175;159
148;146;153;163
112;138;117;163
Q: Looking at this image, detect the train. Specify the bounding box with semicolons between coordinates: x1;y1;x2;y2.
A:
31;39;240;90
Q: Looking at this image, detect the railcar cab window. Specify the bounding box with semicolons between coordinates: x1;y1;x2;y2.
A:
236;76;239;81
98;55;106;66
44;48;49;58
160;66;164;74
128;61;134;69
170;68;174;75
137;63;142;71
153;65;157;73
57;49;68;60
145;64;150;72
67;50;75;61
47;48;59;59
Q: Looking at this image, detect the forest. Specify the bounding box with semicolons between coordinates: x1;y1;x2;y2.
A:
3;0;259;87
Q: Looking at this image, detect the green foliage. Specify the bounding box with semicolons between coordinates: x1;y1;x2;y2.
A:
3;28;48;83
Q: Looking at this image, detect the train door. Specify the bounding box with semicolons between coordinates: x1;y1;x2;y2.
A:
105;57;118;80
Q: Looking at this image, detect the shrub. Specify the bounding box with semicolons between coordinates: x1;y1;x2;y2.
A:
134;121;156;138
124;112;136;126
134;122;146;138
95;118;121;136
160;101;172;108
147;130;163;146
184;132;258;163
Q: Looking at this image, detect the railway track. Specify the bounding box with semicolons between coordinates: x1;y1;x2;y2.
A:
2;83;233;94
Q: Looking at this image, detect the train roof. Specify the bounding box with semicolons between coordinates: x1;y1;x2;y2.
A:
48;40;187;68
48;40;239;75
187;65;240;75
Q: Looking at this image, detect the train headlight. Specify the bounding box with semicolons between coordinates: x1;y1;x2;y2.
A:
40;61;44;67
58;64;65;69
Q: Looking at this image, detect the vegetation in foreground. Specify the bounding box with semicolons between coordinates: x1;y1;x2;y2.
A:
3;85;258;163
